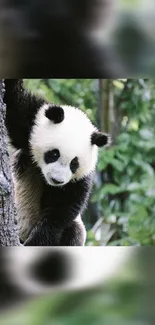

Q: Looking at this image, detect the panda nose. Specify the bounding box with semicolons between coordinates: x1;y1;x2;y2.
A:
51;178;64;185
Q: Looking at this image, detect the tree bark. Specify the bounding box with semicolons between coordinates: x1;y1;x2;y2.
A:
0;79;20;246
99;79;115;135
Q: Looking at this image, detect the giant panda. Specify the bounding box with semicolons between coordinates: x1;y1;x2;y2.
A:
4;79;111;246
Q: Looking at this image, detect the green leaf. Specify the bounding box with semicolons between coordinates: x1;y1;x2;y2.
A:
127;183;143;192
139;129;153;139
111;159;125;172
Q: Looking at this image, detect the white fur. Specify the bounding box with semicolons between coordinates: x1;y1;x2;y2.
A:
75;214;87;246
42;160;72;186
30;104;98;185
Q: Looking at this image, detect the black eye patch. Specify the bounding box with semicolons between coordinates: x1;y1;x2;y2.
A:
70;157;79;173
44;149;60;164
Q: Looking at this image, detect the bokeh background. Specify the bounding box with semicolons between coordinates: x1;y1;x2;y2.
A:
24;79;155;246
1;0;155;77
0;247;152;325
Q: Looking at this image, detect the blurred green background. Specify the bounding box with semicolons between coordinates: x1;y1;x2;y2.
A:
0;249;147;325
24;79;155;246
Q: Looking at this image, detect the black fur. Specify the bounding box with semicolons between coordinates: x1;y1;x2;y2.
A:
44;149;60;164
22;172;93;246
25;218;86;246
4;79;45;149
4;79;93;246
45;105;64;123
22;167;93;246
70;157;79;173
60;220;86;246
41;175;92;228
91;132;109;147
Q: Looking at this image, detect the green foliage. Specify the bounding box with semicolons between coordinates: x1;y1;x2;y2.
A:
24;79;97;123
92;79;155;246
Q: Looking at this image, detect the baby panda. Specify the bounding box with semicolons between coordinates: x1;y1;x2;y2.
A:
4;79;111;246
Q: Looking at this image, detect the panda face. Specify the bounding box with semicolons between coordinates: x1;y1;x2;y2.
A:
42;149;79;186
29;104;110;187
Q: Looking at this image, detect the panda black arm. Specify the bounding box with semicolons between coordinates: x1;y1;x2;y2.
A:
4;79;45;149
24;174;93;246
42;174;93;228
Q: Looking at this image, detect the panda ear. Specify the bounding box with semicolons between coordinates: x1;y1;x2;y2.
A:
91;132;111;147
45;105;64;123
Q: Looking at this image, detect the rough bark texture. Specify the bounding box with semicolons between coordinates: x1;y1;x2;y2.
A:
0;79;20;246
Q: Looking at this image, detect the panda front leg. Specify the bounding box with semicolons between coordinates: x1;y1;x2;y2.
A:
24;216;86;246
60;215;86;246
24;219;63;246
24;176;92;246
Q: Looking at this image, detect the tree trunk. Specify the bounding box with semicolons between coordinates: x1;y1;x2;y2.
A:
99;79;115;135
0;79;20;246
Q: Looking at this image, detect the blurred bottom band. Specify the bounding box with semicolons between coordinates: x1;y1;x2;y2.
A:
0;247;155;325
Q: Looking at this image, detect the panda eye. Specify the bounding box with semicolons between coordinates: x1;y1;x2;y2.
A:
70;157;79;173
44;149;60;164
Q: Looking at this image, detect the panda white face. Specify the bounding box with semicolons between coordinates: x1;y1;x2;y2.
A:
29;104;110;187
42;149;79;186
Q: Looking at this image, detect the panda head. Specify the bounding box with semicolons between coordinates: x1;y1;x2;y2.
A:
30;104;111;187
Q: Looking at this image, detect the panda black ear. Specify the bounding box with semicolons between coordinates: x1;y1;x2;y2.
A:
45;105;64;123
91;132;111;147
